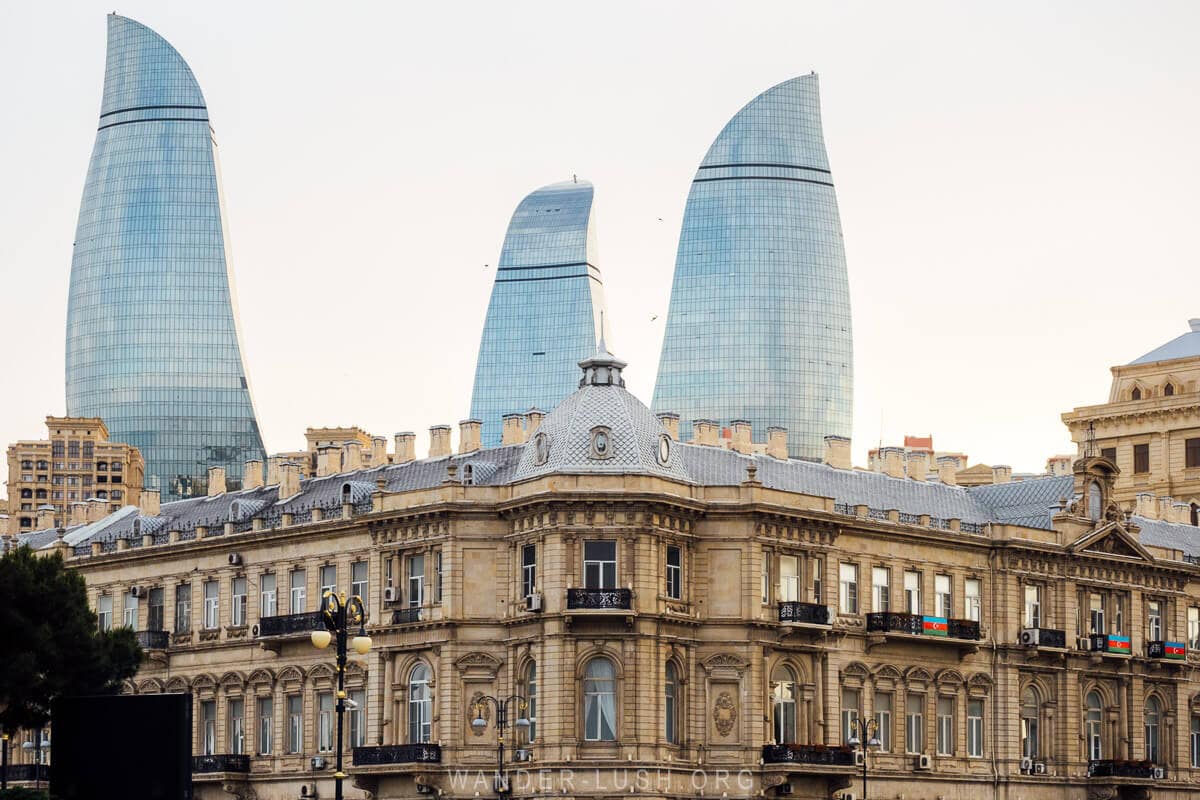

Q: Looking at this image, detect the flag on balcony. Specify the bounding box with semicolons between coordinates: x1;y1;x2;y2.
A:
922;616;948;636
1106;635;1131;654
1164;641;1187;660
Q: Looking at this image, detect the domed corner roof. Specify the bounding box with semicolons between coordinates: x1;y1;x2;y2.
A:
513;345;691;483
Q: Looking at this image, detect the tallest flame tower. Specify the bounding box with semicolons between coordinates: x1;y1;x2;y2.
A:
65;15;265;500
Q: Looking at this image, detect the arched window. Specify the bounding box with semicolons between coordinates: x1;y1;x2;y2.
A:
1145;696;1162;763
1086;691;1103;760
20;489;32;499
20;460;32;470
36;461;48;470
1088;482;1103;522
771;665;798;744
1020;686;1040;758
583;657;617;741
408;664;432;743
1165;383;1176;397
665;662;680;744
1132;387;1142;401
524;663;537;743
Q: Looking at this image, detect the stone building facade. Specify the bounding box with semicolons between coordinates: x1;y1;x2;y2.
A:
11;349;1200;800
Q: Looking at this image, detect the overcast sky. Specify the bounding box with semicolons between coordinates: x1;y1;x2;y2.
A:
2;1;1198;492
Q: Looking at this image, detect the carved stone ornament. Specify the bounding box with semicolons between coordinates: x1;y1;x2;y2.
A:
468;691;491;736
712;691;737;737
221;782;257;800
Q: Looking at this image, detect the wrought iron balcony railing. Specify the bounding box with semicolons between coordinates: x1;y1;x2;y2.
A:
3;764;50;782
1086;760;1161;779
136;629;170;649
566;588;632;610
192;754;251;773
1146;640;1187;661
866;613;981;641
778;602;831;625
948;619;982;640
391;607;423;625
257;611;324;638
353;744;442;766
866;612;922;635
761;744;855;766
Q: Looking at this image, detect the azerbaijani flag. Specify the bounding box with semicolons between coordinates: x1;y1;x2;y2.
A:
922;616;948;637
1164;641;1187;660
1106;635;1131;654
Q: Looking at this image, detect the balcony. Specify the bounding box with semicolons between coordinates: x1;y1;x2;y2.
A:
1087;760;1162;780
761;744;855;766
1081;633;1131;656
391;607;424;625
192;754;251;774
353;744;442;766
1019;627;1066;649
257;611;324;638
2;764;50;782
778;602;831;626
566;588;632;610
136;629;170;650
866;613;981;654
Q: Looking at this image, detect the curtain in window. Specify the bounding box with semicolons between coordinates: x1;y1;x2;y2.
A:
410;664;432;743
584;658;617;741
771;665;797;744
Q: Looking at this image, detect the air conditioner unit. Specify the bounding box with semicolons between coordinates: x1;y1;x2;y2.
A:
1020;628;1040;647
1034;762;1047;775
129;585;145;598
415;784;435;795
1152;766;1165;780
228;553;242;566
841;793;858;800
526;592;543;612
1020;756;1032;773
914;754;932;771
383;586;396;602
251;624;259;637
774;783;793;796
854;750;866;766
514;748;533;762
1076;636;1095;652
299;783;318;799
310;756;327;770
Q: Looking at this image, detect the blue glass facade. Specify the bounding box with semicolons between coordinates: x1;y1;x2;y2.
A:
65;15;265;500
651;74;853;460
469;180;609;446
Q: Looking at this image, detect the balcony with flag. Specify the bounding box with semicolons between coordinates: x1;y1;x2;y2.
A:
865;612;982;656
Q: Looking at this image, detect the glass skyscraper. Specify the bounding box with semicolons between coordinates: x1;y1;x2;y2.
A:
65;15;265;500
469;180;609;446
652;74;853;460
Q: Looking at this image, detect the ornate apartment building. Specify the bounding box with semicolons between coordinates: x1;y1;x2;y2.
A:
11;348;1200;800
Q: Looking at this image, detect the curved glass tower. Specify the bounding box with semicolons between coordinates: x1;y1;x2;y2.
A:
65;15;265;500
652;74;853;459
469;180;609;446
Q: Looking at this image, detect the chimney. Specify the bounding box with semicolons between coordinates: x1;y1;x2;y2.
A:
429;425;452;458
278;462;302;501
316;446;341;477
907;451;929;482
880;447;905;478
525;408;545;436
937;456;959;486
823;435;851;470
69;502;88;527
459;419;482;454
87;498;107;522
394;432;416;463
730;420;753;455
139;489;160;517
1134;492;1158;519
1172;502;1190;524
36;505;56;531
657;412;680;441
1159;496;1175;520
372;436;387;466
991;465;1012;485
767;427;788;460
243;459;264;490
692;419;719;447
342;441;363;472
501;414;526;445
207;466;226;496
267;456;284;486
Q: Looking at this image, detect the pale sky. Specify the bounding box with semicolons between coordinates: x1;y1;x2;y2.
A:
2;1;1199;493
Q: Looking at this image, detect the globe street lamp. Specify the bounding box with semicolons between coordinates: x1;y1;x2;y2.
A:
846;718;881;800
470;695;531;798
311;590;371;800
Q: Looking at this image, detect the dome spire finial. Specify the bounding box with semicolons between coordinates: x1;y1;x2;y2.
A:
579;312;626;388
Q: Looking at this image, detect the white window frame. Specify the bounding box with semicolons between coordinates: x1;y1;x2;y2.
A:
290;569;306;613
318;692;334;753
904;570;921;615
905;694;924;755
228;697;245;754
351;561;368;601
257;696;273;755
203;580;219;630
260;573;277;617
839;562;858;615
231;577;247;627
319;564;337;599
583;540;617;589
779;555;799;603
522;543;537;599
287;695;303;754
666;545;682;600
408;554;425;607
201;699;217;756
935;574;952;619
872;567;890;613
97;594;113;631
936;695;954;756
874;693;892;752
967;699;984;758
1148;599;1163;641
123;591;138;629
965;578;981;622
1024;584;1042;628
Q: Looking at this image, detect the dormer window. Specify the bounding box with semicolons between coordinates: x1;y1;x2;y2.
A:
1164;383;1175;397
1131;387;1142;401
1088;482;1103;522
532;432;550;466
590;427;612;460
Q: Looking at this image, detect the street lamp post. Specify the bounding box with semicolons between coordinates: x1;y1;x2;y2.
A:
846;718;881;800
2;731;8;791
310;590;372;800
470;695;531;798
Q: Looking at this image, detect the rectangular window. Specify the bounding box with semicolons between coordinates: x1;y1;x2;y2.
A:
435;549;443;604
935;574;952;619
257;696;273;755
1189;607;1200;650
841;688;860;744
761;553;771;604
408;554;425;607
201;700;216;756
874;692;893;752
1101;446;1117;462
967;699;984;758
779;555;799;602
1133;443;1150;474
906;694;924;754
666;545;682;600
1192;715;1200;768
349;689;366;747
290;569;306;613
319;564;337;599
583;540;617;589
812;558;823;603
260;574;277;617
123;591;138;629
965;578;981;622
232;577;247;627
318;692;334;752
147;588;164;631
228;698;245;754
905;570;921;615
1148;599;1163;641
174;584;191;633
1024;584;1042;628
522;543;537;599
287;695;302;754
872;567;890;613
936;696;954;756
97;595;112;631
839;563;858;614
1089;592;1105;634
1188;439;1200;469
203;580;219;630
351;560;368;600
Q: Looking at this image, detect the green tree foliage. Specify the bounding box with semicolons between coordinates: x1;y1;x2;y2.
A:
0;546;141;731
